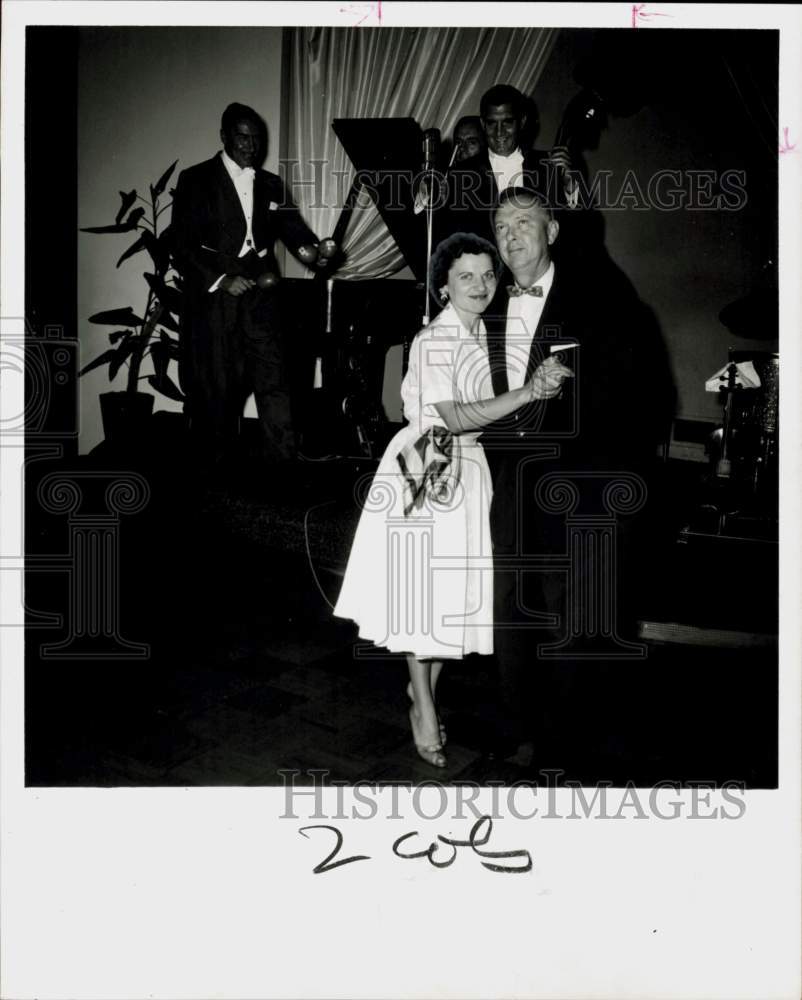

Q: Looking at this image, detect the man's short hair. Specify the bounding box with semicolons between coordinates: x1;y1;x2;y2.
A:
454;114;482;135
480;85;526;119
221;102;260;133
495;186;554;221
429;232;502;302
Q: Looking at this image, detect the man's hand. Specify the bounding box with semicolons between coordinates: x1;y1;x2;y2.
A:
548;144;580;200
220;275;256;297
526;355;574;400
547;144;572;174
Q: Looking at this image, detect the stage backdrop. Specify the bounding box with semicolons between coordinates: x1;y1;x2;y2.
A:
76;26;778;454
284;26;557;279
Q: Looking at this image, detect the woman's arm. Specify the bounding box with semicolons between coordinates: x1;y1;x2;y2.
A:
434;357;574;434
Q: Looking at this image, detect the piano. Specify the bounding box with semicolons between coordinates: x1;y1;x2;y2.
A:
286;116;435;458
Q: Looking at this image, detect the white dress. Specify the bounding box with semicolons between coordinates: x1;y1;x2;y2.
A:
333;302;495;659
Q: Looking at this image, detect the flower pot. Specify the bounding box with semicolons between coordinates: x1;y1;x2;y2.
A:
99;391;154;444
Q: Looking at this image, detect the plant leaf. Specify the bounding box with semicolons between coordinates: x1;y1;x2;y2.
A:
108;329;130;344
157;225;175;274
147;372;185;402
125;206;146;229
144;272;183;315
109;339;136;381
116;234;146;268
151;160;178;199
137;230;168;273
157;312;180;334
81;224;138;234
78;349;119;377
148;341;168;381
115;190;137;225
160;330;181;358
89;306;144;326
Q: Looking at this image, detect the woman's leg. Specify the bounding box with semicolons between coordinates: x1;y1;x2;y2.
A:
407;659;447;747
429;660;444;698
406;660;444;700
406;655;446;768
429;660;447;745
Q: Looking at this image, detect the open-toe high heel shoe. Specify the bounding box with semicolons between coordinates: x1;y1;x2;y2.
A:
407;683;446;747
409;706;447;769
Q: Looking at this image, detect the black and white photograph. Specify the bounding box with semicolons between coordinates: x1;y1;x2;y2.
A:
2;3;800;998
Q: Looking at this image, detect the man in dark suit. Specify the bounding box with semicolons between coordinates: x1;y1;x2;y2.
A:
481;187;673;764
171;102;324;470
437;84;577;244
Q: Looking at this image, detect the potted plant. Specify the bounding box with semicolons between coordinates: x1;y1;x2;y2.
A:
79;161;185;444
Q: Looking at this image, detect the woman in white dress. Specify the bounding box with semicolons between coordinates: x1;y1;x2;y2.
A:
334;233;573;768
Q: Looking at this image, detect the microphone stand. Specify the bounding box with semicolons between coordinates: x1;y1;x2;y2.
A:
421;141;459;327
406;156;438;376
406;132;457;375
422;168;434;327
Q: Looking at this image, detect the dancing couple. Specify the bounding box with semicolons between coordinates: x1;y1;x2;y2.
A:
335;189;575;768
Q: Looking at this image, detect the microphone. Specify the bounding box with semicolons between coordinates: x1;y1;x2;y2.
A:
414;130;441;216
422;128;440;171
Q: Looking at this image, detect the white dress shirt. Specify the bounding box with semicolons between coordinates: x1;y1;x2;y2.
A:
505;261;555;390
208;150;257;291
221;148;257;255
488;147;525;194
490;147;579;208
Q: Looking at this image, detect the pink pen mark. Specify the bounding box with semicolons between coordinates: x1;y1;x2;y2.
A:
778;127;797;154
631;4;672;28
339;0;382;26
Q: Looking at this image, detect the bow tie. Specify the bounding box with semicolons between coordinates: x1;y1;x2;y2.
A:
507;284;543;297
232;165;255;179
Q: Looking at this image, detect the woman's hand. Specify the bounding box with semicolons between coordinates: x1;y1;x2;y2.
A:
526;355;574;401
433;356;573;434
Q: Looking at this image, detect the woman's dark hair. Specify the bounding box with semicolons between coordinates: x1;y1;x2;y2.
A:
429;232;502;303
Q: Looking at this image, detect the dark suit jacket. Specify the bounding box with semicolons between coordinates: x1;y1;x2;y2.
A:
171;153;317;300
481;263;667;553
437;148;565;244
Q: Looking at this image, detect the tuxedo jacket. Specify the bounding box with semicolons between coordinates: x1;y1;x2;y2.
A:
171;153;317;301
437;148;564;244
480;263;667;551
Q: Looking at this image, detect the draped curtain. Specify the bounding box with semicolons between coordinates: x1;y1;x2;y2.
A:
285;27;557;279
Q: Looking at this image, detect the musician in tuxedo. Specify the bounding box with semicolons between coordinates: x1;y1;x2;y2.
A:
452;115;485;162
437;84;578;244
171;103;321;470
482;187;673;763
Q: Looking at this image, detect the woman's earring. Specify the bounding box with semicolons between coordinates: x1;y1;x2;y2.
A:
439;289;449;304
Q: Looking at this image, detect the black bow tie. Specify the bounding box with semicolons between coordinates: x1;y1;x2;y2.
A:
507;284;543;297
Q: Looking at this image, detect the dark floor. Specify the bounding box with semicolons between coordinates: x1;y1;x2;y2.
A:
24;443;779;788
